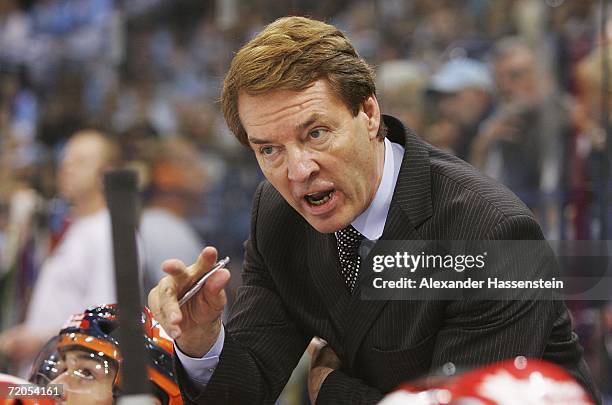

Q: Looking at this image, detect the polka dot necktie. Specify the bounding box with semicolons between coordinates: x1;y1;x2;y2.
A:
335;225;365;293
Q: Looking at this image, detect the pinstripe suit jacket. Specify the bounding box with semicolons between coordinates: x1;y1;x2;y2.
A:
177;115;598;404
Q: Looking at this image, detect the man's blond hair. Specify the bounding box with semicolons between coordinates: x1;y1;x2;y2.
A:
221;16;384;146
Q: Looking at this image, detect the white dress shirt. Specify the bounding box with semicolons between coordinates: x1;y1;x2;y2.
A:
176;138;405;385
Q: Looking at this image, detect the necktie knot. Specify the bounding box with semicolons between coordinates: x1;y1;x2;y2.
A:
335;225;365;292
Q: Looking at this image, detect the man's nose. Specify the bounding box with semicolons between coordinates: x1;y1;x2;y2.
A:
287;148;318;183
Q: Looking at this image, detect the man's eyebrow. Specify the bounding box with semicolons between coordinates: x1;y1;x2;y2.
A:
248;137;270;145
72;351;105;363
76;353;99;360
296;113;323;132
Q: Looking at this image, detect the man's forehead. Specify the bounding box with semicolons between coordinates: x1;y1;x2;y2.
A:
238;80;344;132
66;137;104;157
496;49;534;70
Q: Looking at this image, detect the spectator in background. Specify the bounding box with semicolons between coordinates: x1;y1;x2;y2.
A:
376;60;428;134
0;130;118;372
139;137;206;293
470;37;572;237
574;42;609;158
0;0;31;67
575;40;612;240
424;57;493;160
0;65;39;172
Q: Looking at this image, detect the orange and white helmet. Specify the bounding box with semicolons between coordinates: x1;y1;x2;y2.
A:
30;304;182;405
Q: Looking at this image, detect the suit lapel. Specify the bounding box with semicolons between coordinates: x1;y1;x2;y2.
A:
383;115;433;229
344;115;434;370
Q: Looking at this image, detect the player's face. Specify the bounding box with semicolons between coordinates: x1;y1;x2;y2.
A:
50;349;116;405
240;79;385;233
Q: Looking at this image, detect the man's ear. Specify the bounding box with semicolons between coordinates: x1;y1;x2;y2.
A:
361;95;381;140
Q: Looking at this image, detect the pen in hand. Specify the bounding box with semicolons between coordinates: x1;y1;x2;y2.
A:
178;257;230;307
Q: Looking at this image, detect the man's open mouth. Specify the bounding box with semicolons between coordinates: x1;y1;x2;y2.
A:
305;190;335;206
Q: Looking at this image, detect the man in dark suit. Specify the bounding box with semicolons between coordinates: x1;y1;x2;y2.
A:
148;16;599;404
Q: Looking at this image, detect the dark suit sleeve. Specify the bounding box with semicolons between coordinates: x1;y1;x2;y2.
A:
176;182;310;404
316;370;384;404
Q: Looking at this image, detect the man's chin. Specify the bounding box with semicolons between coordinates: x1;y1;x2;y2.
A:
304;215;348;234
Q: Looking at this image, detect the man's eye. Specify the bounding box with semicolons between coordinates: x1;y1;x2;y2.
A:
309;129;327;140
74;368;95;380
260;146;275;156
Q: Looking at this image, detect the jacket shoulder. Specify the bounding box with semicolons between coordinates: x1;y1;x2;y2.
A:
425;146;539;238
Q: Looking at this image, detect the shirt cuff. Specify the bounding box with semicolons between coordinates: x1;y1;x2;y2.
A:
174;324;225;386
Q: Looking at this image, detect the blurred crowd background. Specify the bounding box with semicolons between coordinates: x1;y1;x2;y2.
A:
0;0;610;403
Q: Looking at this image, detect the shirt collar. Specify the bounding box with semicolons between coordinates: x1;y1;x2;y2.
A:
352;137;404;240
